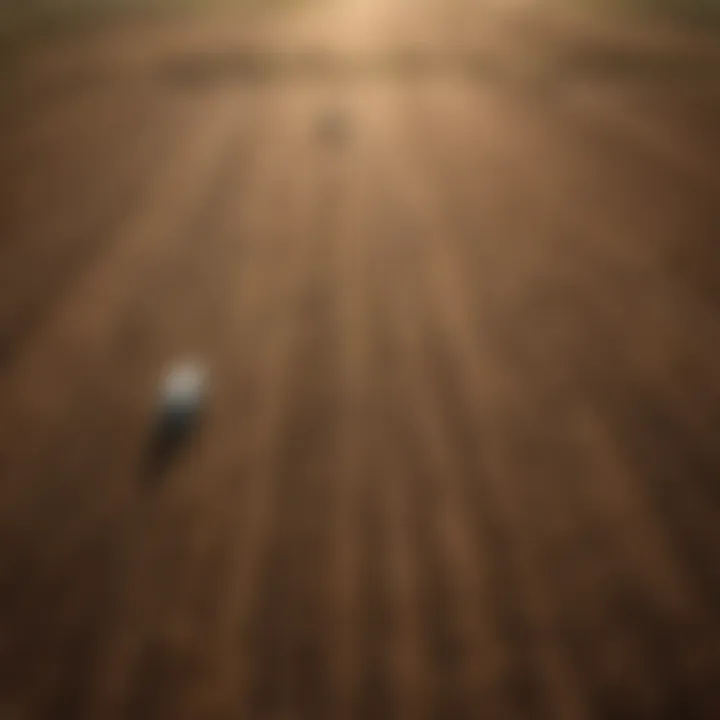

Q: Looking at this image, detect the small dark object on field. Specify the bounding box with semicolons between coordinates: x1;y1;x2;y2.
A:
146;361;208;477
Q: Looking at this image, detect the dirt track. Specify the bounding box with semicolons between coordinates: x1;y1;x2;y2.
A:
0;0;719;717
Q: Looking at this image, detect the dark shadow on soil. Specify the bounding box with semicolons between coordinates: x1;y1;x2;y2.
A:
143;412;203;483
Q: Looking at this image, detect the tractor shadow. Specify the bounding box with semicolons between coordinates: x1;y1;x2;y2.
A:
143;411;204;483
